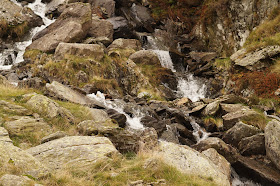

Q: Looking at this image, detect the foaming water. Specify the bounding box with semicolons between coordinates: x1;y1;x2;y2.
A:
231;168;261;186
88;91;145;130
190;117;210;142
152;50;175;72
0;0;55;69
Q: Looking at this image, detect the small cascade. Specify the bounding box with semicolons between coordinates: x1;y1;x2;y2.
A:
152;50;176;72
190;117;210;142
231;167;261;186
0;0;55;69
88;91;145;130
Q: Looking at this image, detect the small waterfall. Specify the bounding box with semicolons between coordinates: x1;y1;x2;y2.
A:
0;0;55;70
88;91;145;130
190;117;210;142
152;50;176;72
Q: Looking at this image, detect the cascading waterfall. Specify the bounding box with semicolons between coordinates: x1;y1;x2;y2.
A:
88;91;145;130
0;0;55;70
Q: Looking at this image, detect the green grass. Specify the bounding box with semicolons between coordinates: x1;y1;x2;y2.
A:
213;58;231;71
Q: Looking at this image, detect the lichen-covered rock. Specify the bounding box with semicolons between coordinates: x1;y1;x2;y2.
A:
77;119;118;135
0;100;32;116
202;148;231;181
223;121;261;147
0;174;34;186
4;116;51;137
41;131;67;144
220;103;250;114
26;136;120;170
230;46;280;70
26;94;75;123
54;43;104;61
202;100;220;116
159;141;230;186
0;141;48;178
265;120;280;170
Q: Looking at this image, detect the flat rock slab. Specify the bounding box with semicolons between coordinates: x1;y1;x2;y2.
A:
26;136;119;170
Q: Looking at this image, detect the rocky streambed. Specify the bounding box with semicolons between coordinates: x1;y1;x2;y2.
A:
1;0;280;185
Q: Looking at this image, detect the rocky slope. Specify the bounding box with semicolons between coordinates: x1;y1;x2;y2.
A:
1;0;280;185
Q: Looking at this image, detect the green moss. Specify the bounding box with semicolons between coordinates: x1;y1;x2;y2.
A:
213;58;231;71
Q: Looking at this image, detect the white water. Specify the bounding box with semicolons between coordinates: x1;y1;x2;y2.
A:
190;117;210;142
88;91;145;130
0;0;55;70
231;168;261;186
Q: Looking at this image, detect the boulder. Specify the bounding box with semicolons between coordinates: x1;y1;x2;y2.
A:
222;109;262;130
108;38;141;51
140;116;166;135
91;0;115;18
189;51;217;63
230;46;280;71
45;81;104;107
106;109;127;128
0;0;43;38
28;3;92;52
193;137;238;163
0;174;34;186
107;16;133;39
0;141;48;178
4;116;51;137
129;50;160;65
77;119;118;135
220;103;250;114
265;120;280;170
26;94;75;123
159;141;230;186
238;133;266;156
202;148;231;181
222;121;261;147
171;123;194;141
88;17;113;43
202;100;220;116
41;131;67;144
0;100;32;116
26;136;120;170
54;43;104;61
160;125;180;144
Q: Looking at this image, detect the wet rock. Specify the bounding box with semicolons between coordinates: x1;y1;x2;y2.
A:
265;120;280;170
202;148;231;181
160;125;179;144
4;116;51;137
171;123;194;140
223;121;261;147
26;94;75;123
0;174;34;186
54;43;104;61
28;3;92;52
233;156;280;185
140;116;166;135
46;81;104;108
193;137;238;163
27;136;120;170
231;46;280;71
222;109;261;130
41;131;67;144
89;17;113;43
107;16;133;39
159;141;230;186
238;133;266;156
107;109;127;128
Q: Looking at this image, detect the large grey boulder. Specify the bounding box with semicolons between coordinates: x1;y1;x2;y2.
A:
88;17;114;43
265;120;280;170
4;116;51;137
223;121;261;147
231;46;280;71
28;3;92;52
46;81;104;107
159;141;230;186
26;136;120;170
26;94;75;123
54;43;104;60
